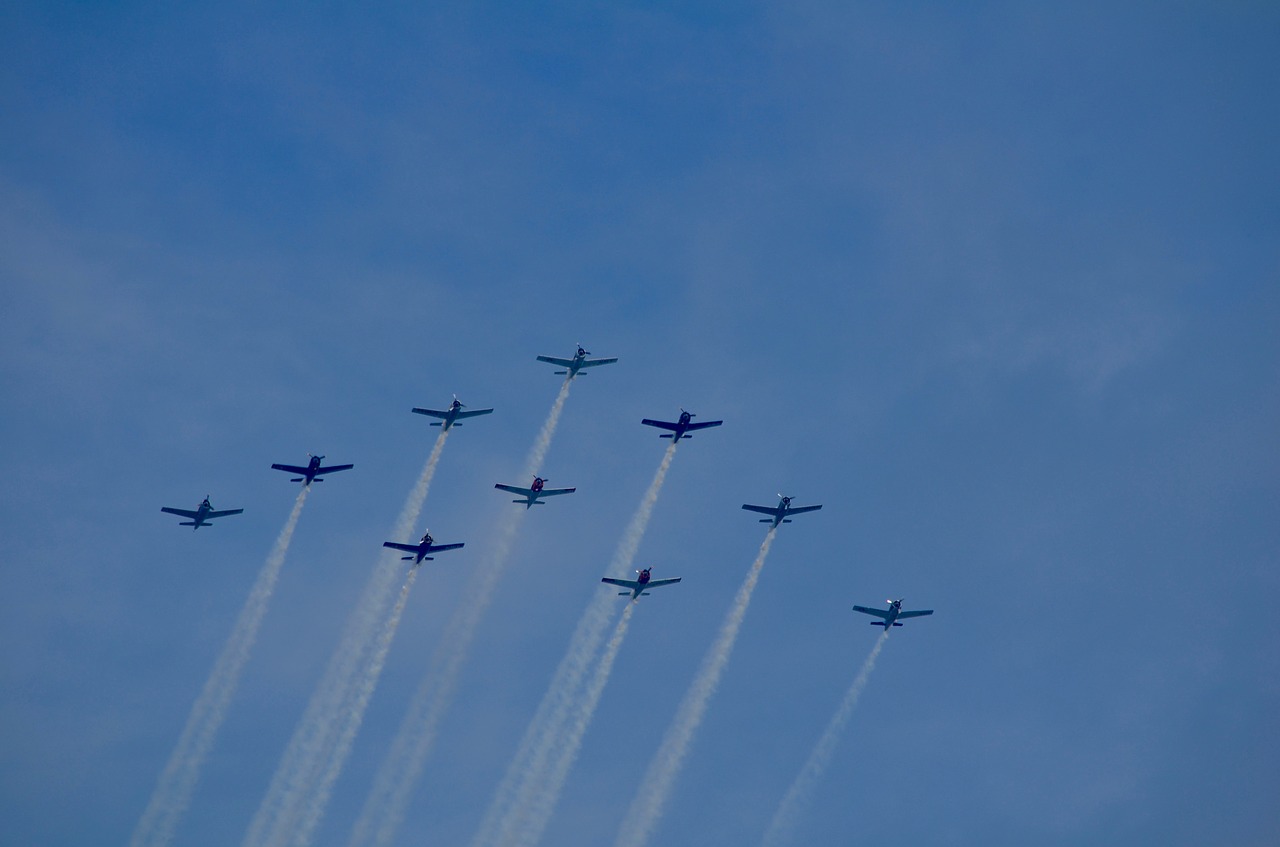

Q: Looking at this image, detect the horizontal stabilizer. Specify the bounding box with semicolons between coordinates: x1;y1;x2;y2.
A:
291;478;303;482
759;519;771;523
402;556;413;561
660;434;673;438
180;521;197;526
618;592;628;595
893;622;903;627
430;422;442;426
783;519;792;523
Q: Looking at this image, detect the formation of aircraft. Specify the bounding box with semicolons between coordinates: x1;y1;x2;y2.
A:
852;599;934;630
536;345;618;379
494;475;576;508
158;341;935;640
640;408;723;442
411;396;494;431
160;497;244;530
601;567;682;600
270;455;355;487
742;495;823;528
382;531;466;565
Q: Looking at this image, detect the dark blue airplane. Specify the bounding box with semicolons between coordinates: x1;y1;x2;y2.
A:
852;599;934;630
601;567;682;600
161;496;244;530
382;531;465;566
640;409;723;442
741;495;823;528
271;454;354;487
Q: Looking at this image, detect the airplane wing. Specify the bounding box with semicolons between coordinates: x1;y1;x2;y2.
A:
454;408;494;420
852;605;892;620
787;504;822;515
205;508;244;519
538;487;576;497
897;609;934;619
640;419;680;432
316;464;354;476
536;355;576;368
271;463;310;475
683;420;722;431
382;542;419;554
741;504;783;517
161;507;200;518
494;483;534;497
411;407;449;419
578;357;618;369
601;577;641;591
425;542;465;554
644;577;682;589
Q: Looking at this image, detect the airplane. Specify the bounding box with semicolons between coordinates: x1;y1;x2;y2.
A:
411;395;494;431
601;567;682;600
493;476;576;509
536;345;618;379
270;454;354;486
852;599;934;630
160;496;244;530
741;495;823;528
381;531;465;566
640;408;723;442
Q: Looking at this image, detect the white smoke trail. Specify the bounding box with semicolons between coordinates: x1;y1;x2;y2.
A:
130;487;310;847
613;528;777;847
760;631;888;847
290;566;421;847
345;378;573;847
477;450;673;847
475;442;678;847
244;429;449;847
514;601;637;847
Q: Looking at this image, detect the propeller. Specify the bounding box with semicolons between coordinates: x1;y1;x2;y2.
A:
453;393;465;408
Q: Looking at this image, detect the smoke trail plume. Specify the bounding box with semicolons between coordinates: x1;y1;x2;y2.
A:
244;430;449;847
761;631;888;847
346;378;573;847
291;567;421;846
473;442;678;847
130;487;310;847
613;528;777;847
514;601;637;847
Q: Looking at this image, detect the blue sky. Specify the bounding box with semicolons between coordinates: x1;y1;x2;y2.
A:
2;2;1277;845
